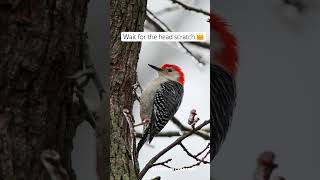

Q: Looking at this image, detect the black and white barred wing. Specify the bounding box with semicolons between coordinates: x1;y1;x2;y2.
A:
211;64;236;160
137;80;184;153
148;80;184;143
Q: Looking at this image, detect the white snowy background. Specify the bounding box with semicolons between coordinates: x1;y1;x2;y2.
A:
135;0;210;180
212;0;320;180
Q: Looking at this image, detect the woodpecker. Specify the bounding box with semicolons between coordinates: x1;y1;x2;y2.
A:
137;64;184;152
210;12;238;160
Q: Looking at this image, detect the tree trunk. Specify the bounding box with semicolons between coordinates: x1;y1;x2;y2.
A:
0;0;89;180
110;0;147;179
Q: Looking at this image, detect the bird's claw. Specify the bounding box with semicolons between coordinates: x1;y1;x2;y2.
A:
134;118;150;127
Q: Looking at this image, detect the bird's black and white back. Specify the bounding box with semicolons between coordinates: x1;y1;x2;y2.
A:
137;80;184;152
211;64;236;160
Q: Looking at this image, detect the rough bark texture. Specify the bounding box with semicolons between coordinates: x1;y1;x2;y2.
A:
0;0;89;180
110;0;147;179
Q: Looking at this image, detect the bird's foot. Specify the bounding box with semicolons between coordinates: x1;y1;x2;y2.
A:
134;118;150;127
132;82;142;102
132;82;143;93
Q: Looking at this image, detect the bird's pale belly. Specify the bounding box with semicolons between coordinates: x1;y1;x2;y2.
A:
140;77;166;120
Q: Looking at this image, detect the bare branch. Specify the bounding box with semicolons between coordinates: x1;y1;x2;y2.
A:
151;149;210;172
151;158;172;168
123;109;138;166
179;142;210;163
189;41;210;49
146;9;207;65
136;131;181;138
168;0;210;16
172;150;210;171
171;117;209;140
138;120;210;180
154;6;180;15
150;176;161;180
201;127;210;133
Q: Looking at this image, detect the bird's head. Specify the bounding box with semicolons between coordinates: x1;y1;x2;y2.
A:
148;64;185;85
209;12;238;76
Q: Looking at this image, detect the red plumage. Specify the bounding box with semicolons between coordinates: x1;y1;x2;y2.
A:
210;12;238;161
161;64;185;85
209;13;238;75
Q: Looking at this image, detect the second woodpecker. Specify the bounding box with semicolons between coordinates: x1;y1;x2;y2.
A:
210;12;238;160
137;64;184;152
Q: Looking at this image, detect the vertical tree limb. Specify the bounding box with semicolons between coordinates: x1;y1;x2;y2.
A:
0;0;90;180
110;0;147;179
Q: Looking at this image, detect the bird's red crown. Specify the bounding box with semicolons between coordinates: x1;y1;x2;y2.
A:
161;64;185;85
209;13;238;75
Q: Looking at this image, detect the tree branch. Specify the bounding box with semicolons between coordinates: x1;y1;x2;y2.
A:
146;9;207;65
138;120;210;180
168;0;210;16
179;142;209;164
123;109;138;170
136;131;181;138
171;117;209;140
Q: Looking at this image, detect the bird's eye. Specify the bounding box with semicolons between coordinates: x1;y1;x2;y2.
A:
167;69;172;72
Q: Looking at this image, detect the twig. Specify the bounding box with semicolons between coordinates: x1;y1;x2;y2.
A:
138;120;209;180
122;109;138;166
201;127;210;133
179;142;209;163
136;131;181;138
173;150;210;170
168;0;210;16
151;158;172;168
154;6;180;15
189;41;210;49
195;143;210;158
152;149;210;172
171;117;209;140
150;176;161;180
146;9;207;65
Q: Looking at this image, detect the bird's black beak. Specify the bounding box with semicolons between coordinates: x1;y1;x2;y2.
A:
148;64;163;72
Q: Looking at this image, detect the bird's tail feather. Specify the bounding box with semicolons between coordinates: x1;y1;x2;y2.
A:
137;127;150;153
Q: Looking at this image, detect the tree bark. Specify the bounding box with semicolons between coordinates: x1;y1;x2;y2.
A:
110;0;147;179
0;1;89;180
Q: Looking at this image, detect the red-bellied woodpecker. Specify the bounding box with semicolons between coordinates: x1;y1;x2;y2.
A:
210;12;238;160
137;64;184;152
